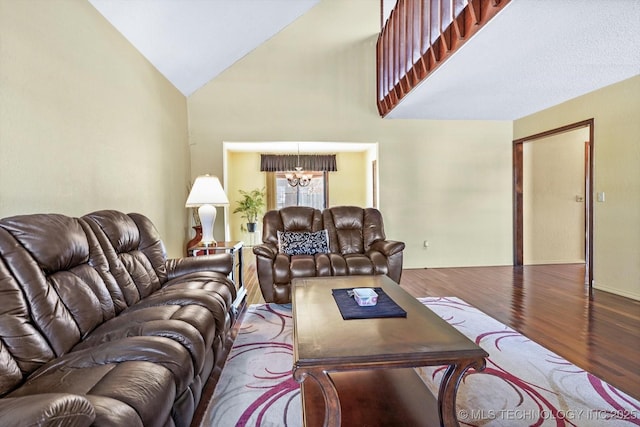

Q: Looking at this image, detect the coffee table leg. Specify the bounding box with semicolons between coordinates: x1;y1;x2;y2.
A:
438;358;486;427
293;368;341;427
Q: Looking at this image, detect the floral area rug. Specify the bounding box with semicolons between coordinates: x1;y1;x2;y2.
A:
201;298;639;426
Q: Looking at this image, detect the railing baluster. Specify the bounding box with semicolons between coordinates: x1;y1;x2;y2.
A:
377;0;511;117
410;0;420;83
452;0;466;39
399;0;407;92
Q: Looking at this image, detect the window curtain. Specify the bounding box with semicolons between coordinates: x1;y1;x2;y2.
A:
260;154;337;172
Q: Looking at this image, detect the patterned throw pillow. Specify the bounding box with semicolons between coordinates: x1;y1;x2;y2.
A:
277;230;330;255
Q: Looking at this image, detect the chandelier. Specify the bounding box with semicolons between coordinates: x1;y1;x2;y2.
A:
285;145;312;187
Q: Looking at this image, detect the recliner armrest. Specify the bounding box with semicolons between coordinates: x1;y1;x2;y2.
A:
369;240;406;257
253;243;278;260
0;393;95;427
166;253;233;279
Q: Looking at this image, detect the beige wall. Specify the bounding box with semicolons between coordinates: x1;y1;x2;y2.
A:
226;151;266;243
3;0;630;297
328;151;368;208
225;150;368;243
515;76;640;300
188;0;513;269
6;0;632;298
523;129;588;265
0;0;191;257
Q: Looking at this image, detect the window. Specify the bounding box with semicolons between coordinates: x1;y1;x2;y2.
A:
261;153;335;210
269;172;328;210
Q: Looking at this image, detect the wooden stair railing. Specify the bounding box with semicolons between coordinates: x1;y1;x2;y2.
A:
377;0;511;117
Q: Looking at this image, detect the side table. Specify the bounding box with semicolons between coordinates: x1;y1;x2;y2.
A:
187;241;246;312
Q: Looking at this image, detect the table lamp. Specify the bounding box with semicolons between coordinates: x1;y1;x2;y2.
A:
185;174;229;245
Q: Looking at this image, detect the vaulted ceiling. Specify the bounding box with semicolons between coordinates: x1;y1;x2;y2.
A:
89;0;639;120
88;0;320;96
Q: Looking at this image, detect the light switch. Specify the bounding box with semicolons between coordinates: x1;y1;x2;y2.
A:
597;192;605;202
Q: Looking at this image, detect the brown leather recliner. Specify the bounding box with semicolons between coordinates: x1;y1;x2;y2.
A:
253;206;405;303
0;210;236;427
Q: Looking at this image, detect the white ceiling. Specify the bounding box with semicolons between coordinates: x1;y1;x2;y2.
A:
89;0;639;120
89;0;320;96
386;0;640;120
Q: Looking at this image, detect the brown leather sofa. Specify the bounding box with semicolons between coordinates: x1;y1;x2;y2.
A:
0;210;237;427
253;206;405;303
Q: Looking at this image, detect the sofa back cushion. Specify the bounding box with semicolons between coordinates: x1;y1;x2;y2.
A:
128;213;170;284
262;206;323;247
323;206;386;255
0;214;116;395
83;211;165;309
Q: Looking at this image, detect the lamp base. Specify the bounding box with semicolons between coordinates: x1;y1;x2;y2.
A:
198;204;218;245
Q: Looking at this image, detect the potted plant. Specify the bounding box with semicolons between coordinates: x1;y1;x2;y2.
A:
233;188;266;232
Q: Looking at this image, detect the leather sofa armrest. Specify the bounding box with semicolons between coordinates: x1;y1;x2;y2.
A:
0;393;95;427
370;240;406;257
166;253;233;279
252;243;278;260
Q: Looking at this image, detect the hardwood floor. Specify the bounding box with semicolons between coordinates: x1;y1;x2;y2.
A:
240;251;639;399
398;264;640;400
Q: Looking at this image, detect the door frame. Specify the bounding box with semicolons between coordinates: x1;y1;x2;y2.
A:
513;119;594;287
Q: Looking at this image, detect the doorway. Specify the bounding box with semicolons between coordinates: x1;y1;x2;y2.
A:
513;119;594;287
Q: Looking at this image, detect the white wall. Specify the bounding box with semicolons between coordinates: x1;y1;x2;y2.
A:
0;0;191;257
187;0;513;269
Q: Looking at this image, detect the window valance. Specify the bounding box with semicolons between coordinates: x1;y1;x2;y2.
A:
260;154;337;172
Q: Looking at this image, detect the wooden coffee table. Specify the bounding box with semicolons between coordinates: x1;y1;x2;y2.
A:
292;275;488;427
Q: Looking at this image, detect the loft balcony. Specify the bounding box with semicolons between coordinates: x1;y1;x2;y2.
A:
377;0;640;120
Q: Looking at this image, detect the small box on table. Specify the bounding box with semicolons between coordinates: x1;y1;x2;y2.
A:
353;288;378;306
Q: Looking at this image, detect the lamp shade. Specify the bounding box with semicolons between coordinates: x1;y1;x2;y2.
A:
186;175;228;245
185;175;229;207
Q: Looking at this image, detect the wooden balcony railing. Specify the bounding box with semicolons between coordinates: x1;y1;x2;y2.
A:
377;0;511;117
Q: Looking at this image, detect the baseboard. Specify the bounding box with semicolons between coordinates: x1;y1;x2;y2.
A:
524;259;585;265
593;283;640;301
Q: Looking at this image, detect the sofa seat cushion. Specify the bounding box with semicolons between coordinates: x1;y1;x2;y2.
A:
85;362;175;427
272;282;293;306
274;254;333;284
289;255;317;278
124;287;231;344
0;394;96;427
87;395;144;427
367;250;391;276
342;254;376;275
272;252;387;284
163;271;236;312
9;337;192;427
328;253;387;277
73;305;214;375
